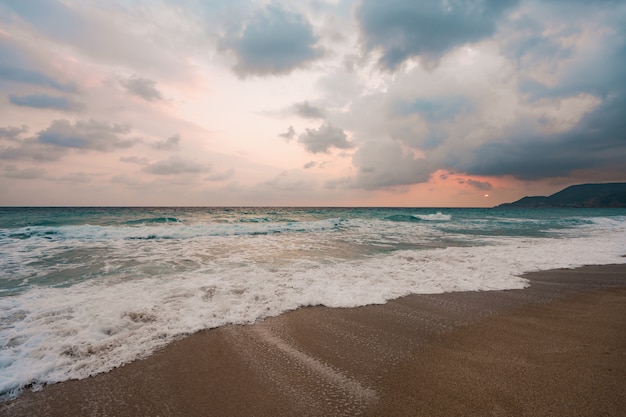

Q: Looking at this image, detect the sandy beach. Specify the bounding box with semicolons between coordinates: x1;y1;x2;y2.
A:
2;264;625;417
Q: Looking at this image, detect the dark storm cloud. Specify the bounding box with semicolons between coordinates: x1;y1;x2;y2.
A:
455;13;626;181
459;110;626;180
9;93;85;111
339;0;626;188
456;88;626;180
298;123;353;154
220;5;322;77
122;76;163;102
356;0;518;69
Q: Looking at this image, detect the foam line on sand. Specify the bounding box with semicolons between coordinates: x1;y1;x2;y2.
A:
1;264;625;416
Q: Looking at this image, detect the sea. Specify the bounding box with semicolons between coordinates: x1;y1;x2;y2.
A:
1;206;626;399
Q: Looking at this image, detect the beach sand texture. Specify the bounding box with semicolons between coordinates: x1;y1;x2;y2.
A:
2;264;625;417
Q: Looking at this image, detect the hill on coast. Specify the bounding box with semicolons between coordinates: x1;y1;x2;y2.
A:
496;183;626;208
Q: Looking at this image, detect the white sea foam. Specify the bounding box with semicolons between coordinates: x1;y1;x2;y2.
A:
1;213;626;399
413;212;452;221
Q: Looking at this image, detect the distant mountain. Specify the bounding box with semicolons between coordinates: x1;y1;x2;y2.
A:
496;183;626;208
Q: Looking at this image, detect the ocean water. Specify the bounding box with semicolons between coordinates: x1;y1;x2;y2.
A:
1;207;625;398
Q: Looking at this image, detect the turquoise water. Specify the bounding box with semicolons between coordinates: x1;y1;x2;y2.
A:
1;207;625;398
0;207;621;295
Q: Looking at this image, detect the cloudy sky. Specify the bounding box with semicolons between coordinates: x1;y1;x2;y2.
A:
1;0;625;206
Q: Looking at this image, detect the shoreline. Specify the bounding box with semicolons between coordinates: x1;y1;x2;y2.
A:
2;263;625;416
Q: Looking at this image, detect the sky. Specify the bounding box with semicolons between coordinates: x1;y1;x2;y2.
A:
1;0;625;207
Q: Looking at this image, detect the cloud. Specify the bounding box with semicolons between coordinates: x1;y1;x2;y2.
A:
459;178;493;191
0;138;67;161
503;14;574;76
298;123;353;153
2;0;624;204
457;114;626;181
220;5;322;77
152;134;180;150
0;65;77;92
279;126;296;141
1;0;179;73
450;6;626;181
143;156;210;176
57;172;92;183
394;95;469;122
206;168;235;182
0;120;139;161
122;75;163;102
356;0;518;69
321;0;626;191
120;155;150;165
9;93;85;111
0;38;76;92
0;125;28;141
37;119;137;151
351;139;431;189
2;165;46;179
291;101;325;119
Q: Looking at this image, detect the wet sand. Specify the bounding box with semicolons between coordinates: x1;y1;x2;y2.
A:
2;264;625;416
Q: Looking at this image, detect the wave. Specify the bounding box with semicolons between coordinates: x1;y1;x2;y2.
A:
2;224;626;400
124;217;181;225
237;217;271;223
385;212;452;222
414;212;452;221
1;218;344;242
1;211;626;399
384;214;422;223
4;230;59;240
